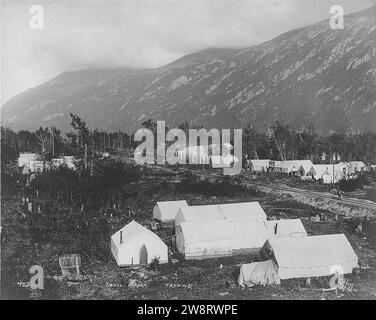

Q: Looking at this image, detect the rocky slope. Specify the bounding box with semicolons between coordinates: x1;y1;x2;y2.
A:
2;6;376;134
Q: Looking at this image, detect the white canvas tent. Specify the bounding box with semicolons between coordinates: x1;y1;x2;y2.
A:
249;159;270;172
238;260;280;287
261;234;358;280
152;200;188;222
313;164;332;183
348;161;366;173
175;202;267;229
178;145;209;164
176;219;269;259
295;160;315;177
273;160;314;177
265;219;307;238
268;160;283;172
111;220;168;266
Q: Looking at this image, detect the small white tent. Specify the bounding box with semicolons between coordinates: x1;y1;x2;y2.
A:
175;202;267;229
176;219;269;259
111;220;168;266
152;200;188;222
265;219;307;238
249;159;270;172
262;234;358;280
295;160;315;177
313;164;331;182
238;260;280;287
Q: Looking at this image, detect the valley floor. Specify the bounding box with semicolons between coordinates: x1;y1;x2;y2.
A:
1;167;376;300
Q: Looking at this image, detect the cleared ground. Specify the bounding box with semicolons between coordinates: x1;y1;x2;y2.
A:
1;166;376;300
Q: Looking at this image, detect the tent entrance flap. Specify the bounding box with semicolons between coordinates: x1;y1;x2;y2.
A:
238;260;280;287
139;244;148;265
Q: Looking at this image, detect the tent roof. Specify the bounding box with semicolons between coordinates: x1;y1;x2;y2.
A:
219;202;267;220
156;200;188;219
265;219;307;238
180;219;269;244
348;161;366;168
111;220;162;247
283;160;313;172
178;205;223;222
177;202;267;223
268;234;358;269
249;159;270;166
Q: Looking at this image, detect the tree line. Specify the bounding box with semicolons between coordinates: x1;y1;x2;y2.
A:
1;113;132;164
242;122;376;164
1;116;376;165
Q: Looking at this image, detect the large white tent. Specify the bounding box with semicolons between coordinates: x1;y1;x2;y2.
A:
152;200;188;222
176;219;269;259
265;219;307;238
272;160;314;177
175;202;267;229
261;234;358;280
313;164;332;182
249;159;270;172
111;220;168;266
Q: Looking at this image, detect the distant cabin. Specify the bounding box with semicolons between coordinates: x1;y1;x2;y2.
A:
152;200;188;223
22;160;46;174
175;202;267;230
18;153;37;168
111;220;168;266
176;219;269;260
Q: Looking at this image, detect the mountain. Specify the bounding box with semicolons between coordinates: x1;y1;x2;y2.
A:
2;6;376;134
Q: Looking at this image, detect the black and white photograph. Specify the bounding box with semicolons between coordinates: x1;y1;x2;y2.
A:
1;0;376;304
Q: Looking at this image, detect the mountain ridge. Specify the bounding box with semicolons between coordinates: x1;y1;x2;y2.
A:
2;5;376;134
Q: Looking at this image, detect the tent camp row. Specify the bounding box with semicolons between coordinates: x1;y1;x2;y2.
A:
176;144;238;168
111;200;358;286
251;159;367;183
112;201;306;266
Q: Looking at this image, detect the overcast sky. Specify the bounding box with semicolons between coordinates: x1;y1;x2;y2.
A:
1;0;375;104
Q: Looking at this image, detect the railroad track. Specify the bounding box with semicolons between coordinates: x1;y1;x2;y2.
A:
242;181;376;212
147;164;376;212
